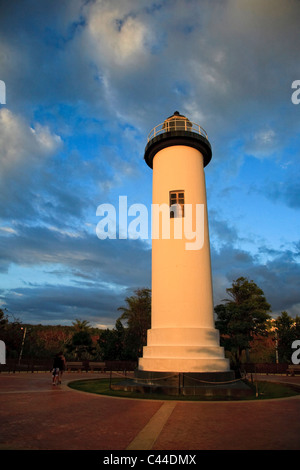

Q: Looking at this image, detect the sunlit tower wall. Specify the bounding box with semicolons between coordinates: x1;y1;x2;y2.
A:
137;111;230;375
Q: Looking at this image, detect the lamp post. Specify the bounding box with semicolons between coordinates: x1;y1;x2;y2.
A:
275;328;279;364
18;326;27;365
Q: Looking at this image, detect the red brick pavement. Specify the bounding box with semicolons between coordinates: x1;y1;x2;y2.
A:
0;372;299;451
153;396;300;450
0;372;161;450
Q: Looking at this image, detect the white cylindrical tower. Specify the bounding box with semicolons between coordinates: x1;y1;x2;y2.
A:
138;112;231;375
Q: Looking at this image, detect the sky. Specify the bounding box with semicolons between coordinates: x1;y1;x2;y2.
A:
0;0;299;328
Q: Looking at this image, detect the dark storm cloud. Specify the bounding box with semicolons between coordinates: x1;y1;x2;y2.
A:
0;225;151;287
0;224;151;324
211;240;300;317
3;283;129;326
266;178;300;210
0;0;96;110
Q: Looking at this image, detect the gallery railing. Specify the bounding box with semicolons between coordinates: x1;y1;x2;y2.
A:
147;118;208;142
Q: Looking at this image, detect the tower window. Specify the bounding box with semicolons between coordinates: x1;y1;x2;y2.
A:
170;190;184;218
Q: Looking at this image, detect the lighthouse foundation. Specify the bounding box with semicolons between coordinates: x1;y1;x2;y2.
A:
137;326;231;373
112;369;253;399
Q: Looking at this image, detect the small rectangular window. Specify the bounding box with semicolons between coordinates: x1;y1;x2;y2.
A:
169;190;184;218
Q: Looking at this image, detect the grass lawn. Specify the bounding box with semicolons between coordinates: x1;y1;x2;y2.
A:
253;380;300;399
67;378;300;401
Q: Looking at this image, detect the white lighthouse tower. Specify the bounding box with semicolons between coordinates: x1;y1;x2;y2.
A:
136;112;232;384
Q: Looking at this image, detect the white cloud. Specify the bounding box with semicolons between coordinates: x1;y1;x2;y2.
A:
0;109;62;177
30;124;62;154
48;226;83;238
87;2;150;68
244;128;278;159
0;226;17;235
0;109;64;222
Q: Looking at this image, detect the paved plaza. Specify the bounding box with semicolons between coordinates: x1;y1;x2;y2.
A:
0;371;300;451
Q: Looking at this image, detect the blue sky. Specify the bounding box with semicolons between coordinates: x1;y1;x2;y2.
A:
0;0;299;327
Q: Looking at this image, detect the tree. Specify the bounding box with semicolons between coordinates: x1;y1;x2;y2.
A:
247;333;277;363
215;277;271;367
117;288;151;358
72;319;91;331
98;319;126;361
67;319;94;359
275;311;300;363
0;308;8;329
293;316;300;339
34;326;73;359
67;330;94;360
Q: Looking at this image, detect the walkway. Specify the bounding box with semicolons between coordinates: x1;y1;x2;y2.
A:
0;372;300;451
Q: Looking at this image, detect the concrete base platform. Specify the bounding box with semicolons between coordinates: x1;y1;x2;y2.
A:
111;369;254;399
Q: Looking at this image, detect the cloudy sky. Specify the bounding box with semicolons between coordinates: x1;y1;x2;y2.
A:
0;0;299;328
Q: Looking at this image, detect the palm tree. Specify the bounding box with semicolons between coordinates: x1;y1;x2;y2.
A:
67;319;93;360
72;319;91;332
118;288;151;357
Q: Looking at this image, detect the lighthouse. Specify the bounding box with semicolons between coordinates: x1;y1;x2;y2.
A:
136;111;232;381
